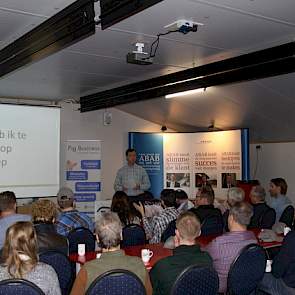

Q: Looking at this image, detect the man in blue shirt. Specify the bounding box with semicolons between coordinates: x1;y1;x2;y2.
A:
55;187;94;236
0;191;31;249
114;148;151;196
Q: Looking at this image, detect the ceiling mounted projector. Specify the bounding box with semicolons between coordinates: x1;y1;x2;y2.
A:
126;42;153;65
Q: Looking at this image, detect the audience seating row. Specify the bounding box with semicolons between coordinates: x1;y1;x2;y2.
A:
0;243;266;295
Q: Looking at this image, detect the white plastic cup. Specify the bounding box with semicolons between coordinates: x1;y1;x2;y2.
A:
76;262;81;275
265;260;273;273
141;249;153;264
78;244;86;256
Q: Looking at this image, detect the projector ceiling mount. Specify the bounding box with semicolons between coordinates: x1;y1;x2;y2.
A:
0;0;165;78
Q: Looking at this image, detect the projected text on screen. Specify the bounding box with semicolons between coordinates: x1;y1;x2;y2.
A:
0;105;60;198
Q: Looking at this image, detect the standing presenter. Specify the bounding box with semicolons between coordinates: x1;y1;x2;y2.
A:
114;148;151;196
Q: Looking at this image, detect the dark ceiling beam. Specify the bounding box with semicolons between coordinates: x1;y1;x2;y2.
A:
80;55;295;112
81;41;295;107
99;0;164;30
0;0;95;79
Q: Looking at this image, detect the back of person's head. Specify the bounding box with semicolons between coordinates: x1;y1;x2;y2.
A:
250;185;266;203
32;199;57;223
57;187;74;209
198;187;215;205
175;189;188;201
271;178;288;195
160;189;176;207
176;211;200;241
95;212;122;249
229;202;253;228
0;191;16;213
227;187;245;207
111;191;132;225
137;191;154;200
2;221;38;278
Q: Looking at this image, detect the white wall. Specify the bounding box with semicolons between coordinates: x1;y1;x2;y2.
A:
250;142;295;204
60;103;167;200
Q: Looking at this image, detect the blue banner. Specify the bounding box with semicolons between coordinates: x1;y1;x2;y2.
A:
81;160;101;169
74;193;97;202
241;128;250;181
75;182;101;192
66;171;88;181
129;133;164;198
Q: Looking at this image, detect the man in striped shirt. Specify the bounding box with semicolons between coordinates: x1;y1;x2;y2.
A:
134;189;179;244
55;187;94;236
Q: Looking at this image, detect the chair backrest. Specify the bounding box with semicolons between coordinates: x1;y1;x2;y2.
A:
170;265;219;295
67;227;96;254
201;214;224;236
248;206;276;230
85;269;146;295
280;205;295;228
227;243;267;295
122;224;146;248
39;250;73;295
0;279;45;295
161;219;177;243
259;207;276;229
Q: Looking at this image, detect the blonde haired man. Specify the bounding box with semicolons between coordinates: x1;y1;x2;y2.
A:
150;211;212;295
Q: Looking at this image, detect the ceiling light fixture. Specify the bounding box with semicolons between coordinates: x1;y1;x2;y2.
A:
80;41;295;112
165;88;206;99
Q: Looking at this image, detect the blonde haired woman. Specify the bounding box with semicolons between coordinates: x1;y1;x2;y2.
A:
0;221;61;295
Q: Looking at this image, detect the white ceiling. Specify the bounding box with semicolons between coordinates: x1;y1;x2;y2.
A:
0;0;295;142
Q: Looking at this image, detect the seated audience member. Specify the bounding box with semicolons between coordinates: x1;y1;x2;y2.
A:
196;184;214;197
136;191;154;201
190;187;223;224
223;187;245;232
55;187;94;236
150;211;212;295
32;199;68;255
175;189;194;213
268;178;294;226
70;212;151;295
205;202;257;293
248;185;276;229
129;191;155;220
259;230;295;295
0;221;61;295
111;191;140;226
134;190;179;244
0;191;31;249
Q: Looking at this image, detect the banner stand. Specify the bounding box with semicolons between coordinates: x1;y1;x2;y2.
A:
64;140;101;221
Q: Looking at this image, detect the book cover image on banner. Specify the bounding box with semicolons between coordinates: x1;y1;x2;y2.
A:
129;133;163;198
65;140;101;220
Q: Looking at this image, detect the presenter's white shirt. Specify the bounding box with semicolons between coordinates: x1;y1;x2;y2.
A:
114;163;151;196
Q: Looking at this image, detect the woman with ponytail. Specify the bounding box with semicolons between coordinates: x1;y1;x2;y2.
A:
0;221;61;295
